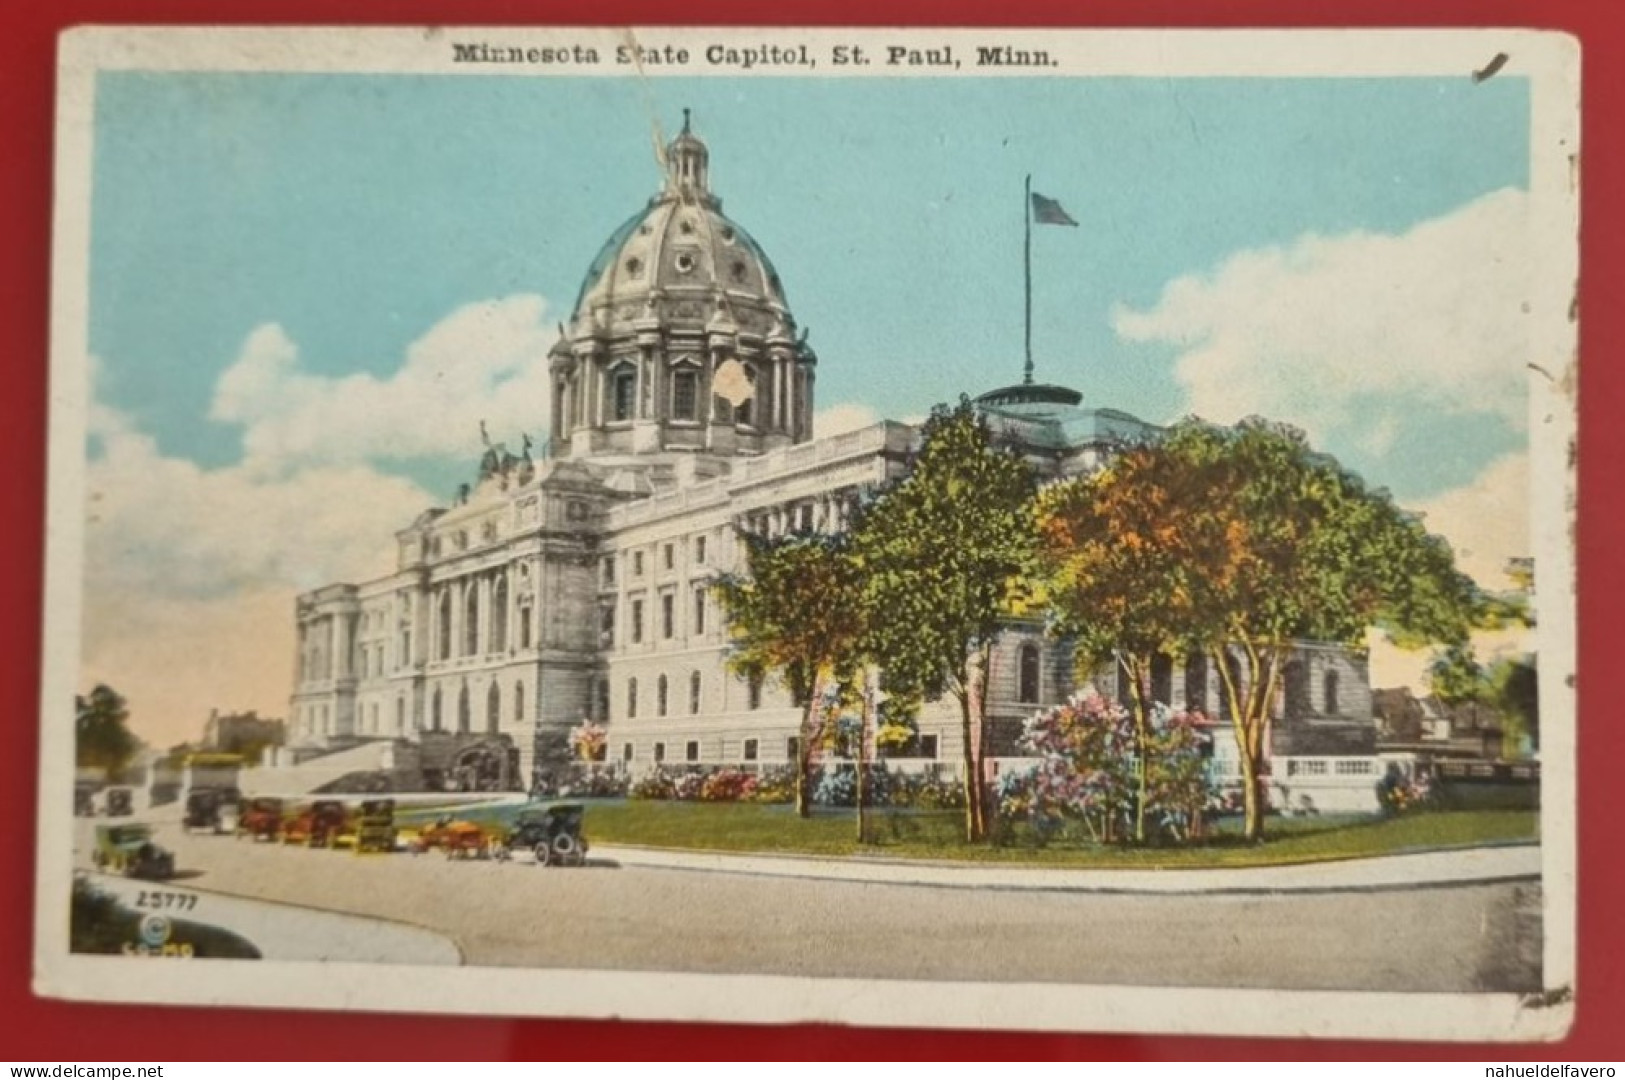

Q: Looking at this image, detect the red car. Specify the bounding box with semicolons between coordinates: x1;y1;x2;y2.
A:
281;800;351;848
410;815;495;859
236;797;284;842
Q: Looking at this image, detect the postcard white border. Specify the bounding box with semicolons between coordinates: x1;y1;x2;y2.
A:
36;26;1581;1043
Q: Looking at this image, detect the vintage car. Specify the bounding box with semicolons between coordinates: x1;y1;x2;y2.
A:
236;797;284;841
281;800;351;848
91;823;175;880
500;802;589;867
409;814;497;859
183;786;241;834
73;784;96;818
103;787;134;817
353;799;397;854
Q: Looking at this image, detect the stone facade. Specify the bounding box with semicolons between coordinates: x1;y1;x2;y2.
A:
288;118;1379;789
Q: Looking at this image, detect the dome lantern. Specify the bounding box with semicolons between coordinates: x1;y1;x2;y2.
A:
664;108;712;205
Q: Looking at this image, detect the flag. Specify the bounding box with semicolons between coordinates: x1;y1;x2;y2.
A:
1030;191;1078;227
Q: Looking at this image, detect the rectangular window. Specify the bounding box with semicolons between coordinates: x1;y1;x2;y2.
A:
653;742;665;764
613;370;636;422
673;369;698;420
519;605;532;650
631;600;644;644
743;738;759;762
695;535;707;564
661;593;675;639
622;743;634;763
633;551;645;577
602;556;616;587
599;603;615;647
693;587;707;635
686;740;700;763
798;504;814;531
920;734;939;760
663;543;674;571
786;736;800;762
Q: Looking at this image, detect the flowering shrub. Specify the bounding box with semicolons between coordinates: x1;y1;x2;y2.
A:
1377;766;1432;815
569;720;608;762
889;771;967;810
630;769;676;800
811;764;893;807
557;766;628;799
746;766;797;804
1003;691;1217;844
700;768;759;802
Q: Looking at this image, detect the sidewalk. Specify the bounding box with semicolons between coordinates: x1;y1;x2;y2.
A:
594;841;1541;895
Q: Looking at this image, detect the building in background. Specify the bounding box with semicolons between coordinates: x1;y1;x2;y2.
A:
287;118;1376;803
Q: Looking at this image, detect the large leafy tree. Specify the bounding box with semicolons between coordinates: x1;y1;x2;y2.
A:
714;529;868;818
75;684;139;778
1033;440;1212;842
1164;418;1485;840
855;399;1038;842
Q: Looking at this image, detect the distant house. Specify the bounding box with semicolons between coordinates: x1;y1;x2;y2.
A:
201;709;287;762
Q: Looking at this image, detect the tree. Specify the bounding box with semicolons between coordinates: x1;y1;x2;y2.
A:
1163;418;1485;841
75;684;139;778
714;530;868;818
855;399;1038;841
1033;439;1210;841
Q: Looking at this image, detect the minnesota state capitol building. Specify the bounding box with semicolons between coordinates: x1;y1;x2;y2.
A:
283;117;1377;805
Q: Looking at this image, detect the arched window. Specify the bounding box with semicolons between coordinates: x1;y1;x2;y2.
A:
689;671;703;715
457;683;471;733
1018;644;1041;704
672;367;699;421
463;583;480;656
748;671;764;711
627;677;639;719
437;591;451;661
514;681;525;723
1324;668;1341;715
657;674;669;718
612;364;636;422
431;687;443;731
486;682;500;734
490;576;508;653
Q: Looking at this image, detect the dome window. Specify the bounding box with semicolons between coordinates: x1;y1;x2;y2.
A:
672;369;699;421
720;226;736;243
678;217;696;235
611;366;637;422
624;256;643;278
674;252;697;274
730;260;748;283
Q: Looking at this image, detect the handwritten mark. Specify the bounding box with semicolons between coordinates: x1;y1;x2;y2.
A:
1473;52;1509;83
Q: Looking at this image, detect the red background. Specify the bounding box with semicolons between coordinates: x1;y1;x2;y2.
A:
2;0;1618;1061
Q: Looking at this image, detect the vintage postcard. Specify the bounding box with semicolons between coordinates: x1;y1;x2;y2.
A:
36;27;1579;1041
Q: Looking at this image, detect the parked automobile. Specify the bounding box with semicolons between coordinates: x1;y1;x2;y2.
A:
353;799;397;854
73;784;96;818
183;787;241;834
236;797;284;842
91;824;175;880
410;814;497;859
104;787;134;817
281;800;351;847
500;802;589;867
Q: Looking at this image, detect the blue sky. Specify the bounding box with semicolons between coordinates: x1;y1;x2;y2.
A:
81;70;1536;737
90;71;1529;504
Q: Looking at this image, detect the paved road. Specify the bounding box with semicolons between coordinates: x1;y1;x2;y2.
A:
82;820;1543;993
86;872;461;965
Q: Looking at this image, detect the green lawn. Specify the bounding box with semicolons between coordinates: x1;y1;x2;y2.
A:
573;801;1537;869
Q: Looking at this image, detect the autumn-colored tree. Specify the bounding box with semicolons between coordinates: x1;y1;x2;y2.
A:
1164;419;1484;840
1034;439;1213;841
714;530;868;818
75;684;139;779
855;399;1038;841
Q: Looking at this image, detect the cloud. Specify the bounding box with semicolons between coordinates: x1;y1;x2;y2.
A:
813;403;881;439
212;294;558;473
1113;188;1531;452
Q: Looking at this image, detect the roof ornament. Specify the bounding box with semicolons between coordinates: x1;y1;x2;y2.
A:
682;106;692;134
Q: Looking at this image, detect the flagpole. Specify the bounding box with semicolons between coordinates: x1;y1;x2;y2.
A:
1023;173;1033;386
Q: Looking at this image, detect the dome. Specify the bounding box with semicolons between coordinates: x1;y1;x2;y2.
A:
547;112;819;464
569;112;795;339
